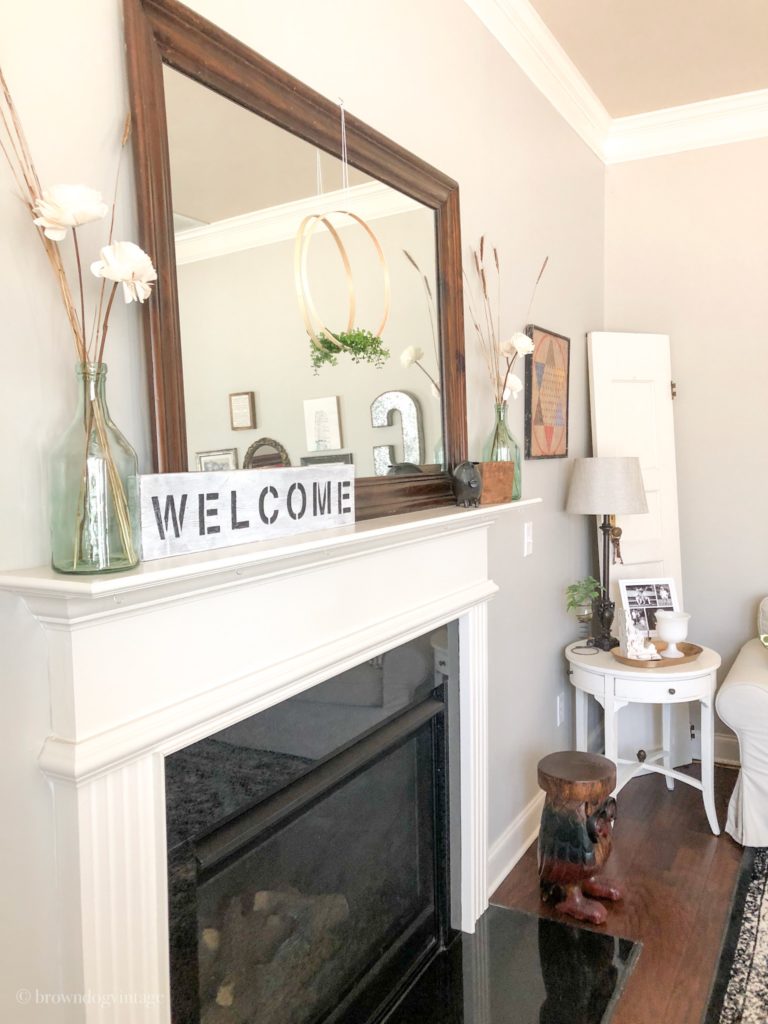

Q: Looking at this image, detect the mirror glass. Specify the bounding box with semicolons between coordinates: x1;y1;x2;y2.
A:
164;67;443;479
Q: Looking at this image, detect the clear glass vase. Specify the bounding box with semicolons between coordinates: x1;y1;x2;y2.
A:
49;362;140;574
483;402;522;500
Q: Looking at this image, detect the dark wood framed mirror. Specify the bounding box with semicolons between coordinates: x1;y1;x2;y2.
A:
124;0;466;520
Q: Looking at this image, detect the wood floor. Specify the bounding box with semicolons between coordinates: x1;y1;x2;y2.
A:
491;764;743;1024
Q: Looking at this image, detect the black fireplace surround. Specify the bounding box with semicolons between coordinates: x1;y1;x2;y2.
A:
165;632;453;1024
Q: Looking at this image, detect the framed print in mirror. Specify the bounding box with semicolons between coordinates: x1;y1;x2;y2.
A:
619;578;679;637
524;325;570;459
197;448;238;472
229;392;256;431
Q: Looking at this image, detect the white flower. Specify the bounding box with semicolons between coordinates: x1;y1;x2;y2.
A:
511;331;534;356
91;241;157;303
32;184;108;241
502;373;524;401
400;345;425;368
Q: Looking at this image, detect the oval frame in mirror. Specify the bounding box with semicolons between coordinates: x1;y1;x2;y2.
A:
243;438;291;470
124;0;467;521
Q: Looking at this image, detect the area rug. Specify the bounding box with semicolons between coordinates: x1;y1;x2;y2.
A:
704;847;768;1023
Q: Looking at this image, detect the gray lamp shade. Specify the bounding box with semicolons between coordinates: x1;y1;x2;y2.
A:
566;457;649;515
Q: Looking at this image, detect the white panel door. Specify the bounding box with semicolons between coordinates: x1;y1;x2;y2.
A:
588;332;682;602
588;331;690;765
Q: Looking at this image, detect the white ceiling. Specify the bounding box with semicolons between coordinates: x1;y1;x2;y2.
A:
529;0;768;118
164;66;370;223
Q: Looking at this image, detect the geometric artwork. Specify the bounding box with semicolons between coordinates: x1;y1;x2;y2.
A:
524;325;570;459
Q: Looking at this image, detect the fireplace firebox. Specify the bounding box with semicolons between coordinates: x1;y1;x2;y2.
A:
165;629;456;1024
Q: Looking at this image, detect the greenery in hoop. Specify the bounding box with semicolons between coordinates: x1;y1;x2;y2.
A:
310;328;390;372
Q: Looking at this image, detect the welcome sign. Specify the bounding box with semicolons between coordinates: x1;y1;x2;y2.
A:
139;465;355;560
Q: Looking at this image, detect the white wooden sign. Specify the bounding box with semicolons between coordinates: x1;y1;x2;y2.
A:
139;465;355;561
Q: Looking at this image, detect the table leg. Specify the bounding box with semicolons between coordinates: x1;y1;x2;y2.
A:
603;690;618;766
575;688;588;751
700;689;720;835
662;703;675;791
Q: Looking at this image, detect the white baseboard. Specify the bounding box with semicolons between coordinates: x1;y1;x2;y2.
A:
487;790;545;897
715;732;740;767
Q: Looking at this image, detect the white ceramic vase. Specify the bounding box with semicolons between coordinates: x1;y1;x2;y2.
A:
655;610;690;658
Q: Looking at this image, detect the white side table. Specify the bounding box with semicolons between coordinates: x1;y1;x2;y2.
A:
565;641;721;835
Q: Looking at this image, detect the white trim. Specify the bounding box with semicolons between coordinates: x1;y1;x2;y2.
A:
462;0;609;160
463;0;768;162
486;789;544;897
715;731;741;767
460;603;491;931
605;90;768;163
174;181;422;265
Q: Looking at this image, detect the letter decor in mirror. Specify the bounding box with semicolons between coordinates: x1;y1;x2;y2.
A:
124;0;466;522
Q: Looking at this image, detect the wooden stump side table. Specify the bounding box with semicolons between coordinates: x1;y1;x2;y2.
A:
565;641;721;835
537;751;622;925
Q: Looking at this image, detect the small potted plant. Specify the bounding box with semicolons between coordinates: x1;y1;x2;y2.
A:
565;577;602;628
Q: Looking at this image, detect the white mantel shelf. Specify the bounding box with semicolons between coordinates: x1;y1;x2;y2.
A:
0;498;541;615
2;497;540;1023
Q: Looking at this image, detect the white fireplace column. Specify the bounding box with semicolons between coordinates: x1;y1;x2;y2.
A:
1;502;539;1024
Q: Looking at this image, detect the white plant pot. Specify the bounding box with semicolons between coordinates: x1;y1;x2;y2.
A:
655;611;691;658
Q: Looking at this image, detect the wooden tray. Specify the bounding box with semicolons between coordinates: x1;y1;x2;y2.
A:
611;642;703;669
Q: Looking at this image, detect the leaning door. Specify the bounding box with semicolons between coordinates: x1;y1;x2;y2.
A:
588;331;691;765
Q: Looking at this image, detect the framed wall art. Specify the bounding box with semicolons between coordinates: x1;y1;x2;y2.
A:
196;448;238;472
304;396;342;452
300;453;354;466
619;578;679;637
229;391;257;431
524;325;570;459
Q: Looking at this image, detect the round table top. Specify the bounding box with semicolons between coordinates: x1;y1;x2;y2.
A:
565;640;720;677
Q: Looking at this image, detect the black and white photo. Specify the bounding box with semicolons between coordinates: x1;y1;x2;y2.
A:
619;577;679;637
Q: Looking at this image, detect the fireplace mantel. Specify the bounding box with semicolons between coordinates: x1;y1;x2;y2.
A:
1;500;539;1023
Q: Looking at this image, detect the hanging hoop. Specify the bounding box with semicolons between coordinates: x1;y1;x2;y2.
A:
294;210;391;352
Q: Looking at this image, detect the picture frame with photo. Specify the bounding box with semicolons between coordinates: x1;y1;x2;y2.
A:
619;578;679;637
196;448;238;472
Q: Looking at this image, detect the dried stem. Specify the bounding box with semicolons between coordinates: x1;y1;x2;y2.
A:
466;238;548;404
403;249;440;380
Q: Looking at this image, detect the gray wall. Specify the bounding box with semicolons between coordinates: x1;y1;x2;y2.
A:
605;140;768;679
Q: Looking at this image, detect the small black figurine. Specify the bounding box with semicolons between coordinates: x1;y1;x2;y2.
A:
452;461;482;507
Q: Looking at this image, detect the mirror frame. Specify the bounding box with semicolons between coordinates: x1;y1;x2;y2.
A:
124;0;467;520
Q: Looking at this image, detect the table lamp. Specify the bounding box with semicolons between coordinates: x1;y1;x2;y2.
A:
566;457;649;650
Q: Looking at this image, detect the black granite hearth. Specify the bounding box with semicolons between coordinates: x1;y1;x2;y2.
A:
386;905;640;1024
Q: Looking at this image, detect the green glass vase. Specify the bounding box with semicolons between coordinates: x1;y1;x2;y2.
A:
49;362;140;574
483;402;522;501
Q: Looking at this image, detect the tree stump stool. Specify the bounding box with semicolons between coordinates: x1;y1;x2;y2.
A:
537;751;623;925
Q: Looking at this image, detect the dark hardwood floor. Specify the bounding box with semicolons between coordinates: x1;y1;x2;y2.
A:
491;764;743;1024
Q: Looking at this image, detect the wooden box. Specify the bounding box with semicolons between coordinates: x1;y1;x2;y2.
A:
477;461;514;505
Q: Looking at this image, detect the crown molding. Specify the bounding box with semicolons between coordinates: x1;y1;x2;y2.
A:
462;0;610;159
463;0;768;164
174;181;421;265
604;90;768;163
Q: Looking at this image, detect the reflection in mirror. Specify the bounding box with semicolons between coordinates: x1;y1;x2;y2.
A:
243;438;291;469
164;67;443;479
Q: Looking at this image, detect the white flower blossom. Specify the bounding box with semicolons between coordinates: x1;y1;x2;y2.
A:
33;184;108;241
90;241;158;303
502;373;524;401
400;345;425;368
511;331;534;356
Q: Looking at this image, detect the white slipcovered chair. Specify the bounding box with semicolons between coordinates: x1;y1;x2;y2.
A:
715;637;768;847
